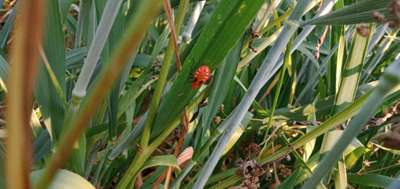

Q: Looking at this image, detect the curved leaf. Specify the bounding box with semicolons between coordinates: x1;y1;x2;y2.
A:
348;173;395;188
141;155;180;172
304;0;393;25
31;169;95;189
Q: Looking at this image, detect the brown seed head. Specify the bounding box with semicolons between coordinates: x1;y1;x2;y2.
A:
372;11;386;22
356;24;370;37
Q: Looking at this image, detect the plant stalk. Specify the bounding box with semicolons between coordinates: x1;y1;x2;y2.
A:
140;0;189;147
6;0;44;188
34;1;163;188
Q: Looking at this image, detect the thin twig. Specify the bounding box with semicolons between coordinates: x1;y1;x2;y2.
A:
163;0;182;71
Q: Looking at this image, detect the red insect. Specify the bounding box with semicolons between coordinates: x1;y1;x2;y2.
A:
192;65;211;89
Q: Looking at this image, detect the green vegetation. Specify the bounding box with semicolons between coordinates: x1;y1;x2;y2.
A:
0;0;400;188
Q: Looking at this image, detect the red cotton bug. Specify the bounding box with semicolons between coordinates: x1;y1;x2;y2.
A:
192;65;211;89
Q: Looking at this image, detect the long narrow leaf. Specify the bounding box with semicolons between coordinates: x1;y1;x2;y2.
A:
301;58;400;189
304;0;393;25
193;0;315;188
34;1;163;188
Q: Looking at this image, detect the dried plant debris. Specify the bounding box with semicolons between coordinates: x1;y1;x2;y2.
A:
236;159;265;189
244;143;261;159
213;116;222;125
372;0;400;28
369;102;400;126
373;123;400;150
356;24;371;37
277;164;292;178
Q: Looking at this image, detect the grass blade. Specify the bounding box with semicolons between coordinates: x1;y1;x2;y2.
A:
387;178;400;189
304;0;393;25
35;0;66;138
193;1;315;188
72;0;124;98
201;43;241;137
0;55;9;91
33;1;163;188
0;7;15;49
140;0;189;146
152;0;267;139
324;26;370;188
348;173;395;188
301;58;400;189
141;155;180;172
259;92;370;163
335;29;370;110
